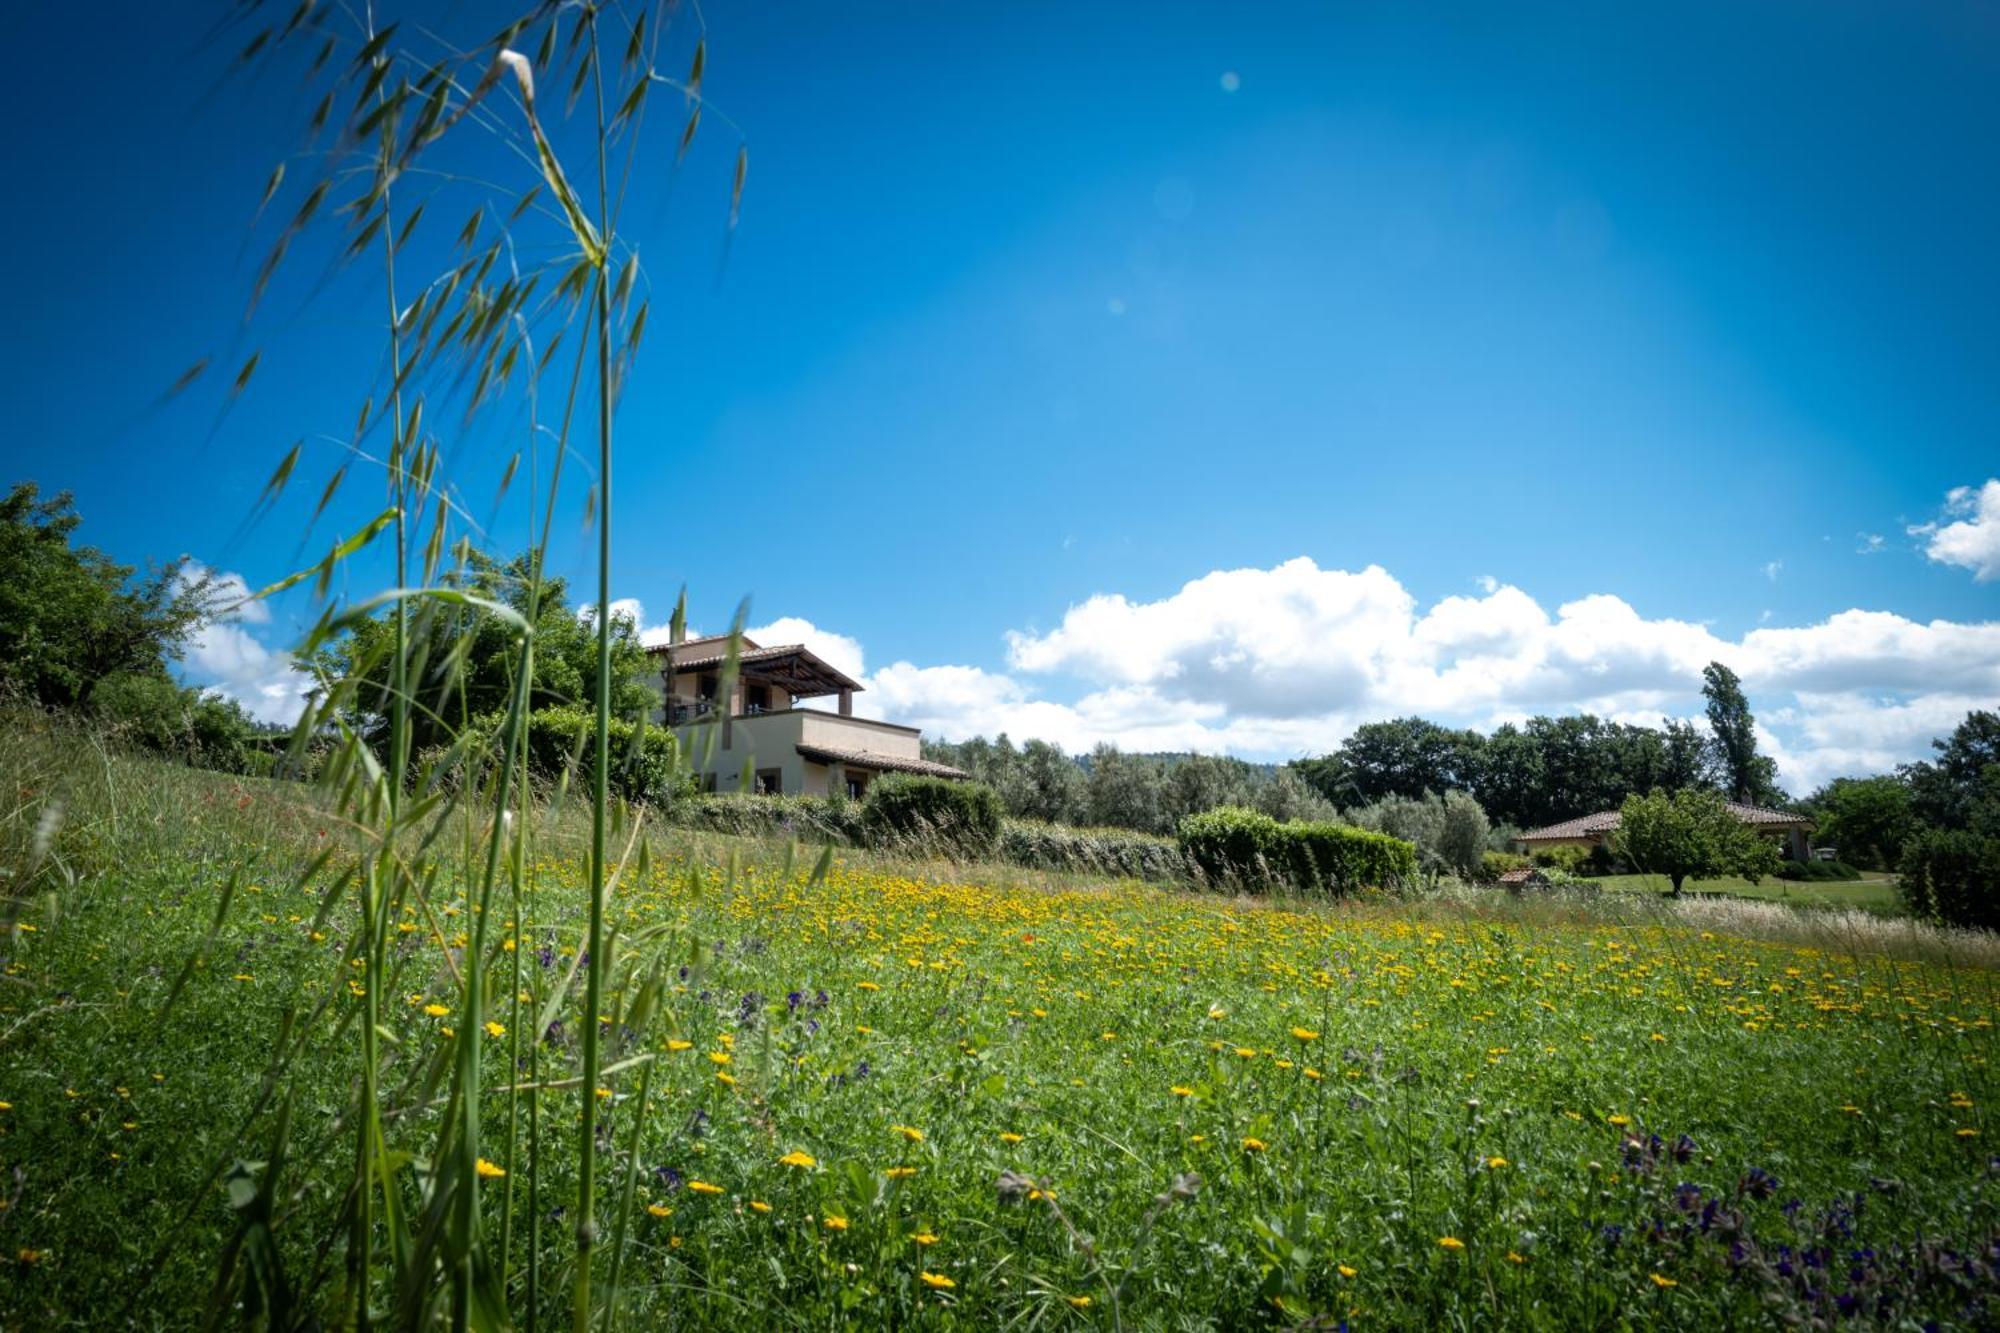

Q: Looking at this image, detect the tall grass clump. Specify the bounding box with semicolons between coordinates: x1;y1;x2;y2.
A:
125;4;750;1326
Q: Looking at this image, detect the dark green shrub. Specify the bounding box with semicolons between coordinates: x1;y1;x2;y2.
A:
1178;806;1416;895
1285;820;1419;894
861;775;1003;855
520;705;690;805
92;671;252;773
1775;858;1862;882
998;820;1190;882
1529;844;1594;875
1177;806;1288;887
1897;829;2000;930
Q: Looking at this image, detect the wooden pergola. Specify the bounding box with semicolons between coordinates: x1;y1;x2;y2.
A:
652;639;863;716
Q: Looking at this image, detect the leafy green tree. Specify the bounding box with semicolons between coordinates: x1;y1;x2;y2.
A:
1702;662;1782;805
1903;710;2000;831
1657;719;1717;792
1290;752;1356;806
1084;744;1168;833
1162;754;1257;826
0;482;214;709
1471;723;1546;829
1332;718;1486;803
309;550;655;756
1249;767;1338;823
1897;826;2000;930
1805;775;1915;869
1017;738;1087;824
1610;788;1782;896
1346;790;1490;878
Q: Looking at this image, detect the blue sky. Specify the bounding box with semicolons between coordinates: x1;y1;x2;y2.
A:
3;0;1996;790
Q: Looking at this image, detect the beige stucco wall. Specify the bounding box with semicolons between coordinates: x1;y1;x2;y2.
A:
797;711;921;760
672;710;920;795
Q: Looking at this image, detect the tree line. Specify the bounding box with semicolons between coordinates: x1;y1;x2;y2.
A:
925;663;1783;840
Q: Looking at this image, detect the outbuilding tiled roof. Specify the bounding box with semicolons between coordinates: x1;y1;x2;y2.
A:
1516;801;1811;843
794;744;970;780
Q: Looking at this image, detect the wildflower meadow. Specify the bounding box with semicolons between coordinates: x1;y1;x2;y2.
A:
1;3;1994;1329
1;727;1994;1328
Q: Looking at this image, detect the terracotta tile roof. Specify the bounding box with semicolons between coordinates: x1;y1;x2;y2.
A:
649;641;864;694
1497;867;1547;885
1516;800;1810;843
653;633;760;657
794;744;970;780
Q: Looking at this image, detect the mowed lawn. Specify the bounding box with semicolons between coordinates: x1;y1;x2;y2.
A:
0;758;1995;1329
1588;872;1906;914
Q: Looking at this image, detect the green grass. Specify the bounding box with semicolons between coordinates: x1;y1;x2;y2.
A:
1587;872;1906;914
1;734;1996;1329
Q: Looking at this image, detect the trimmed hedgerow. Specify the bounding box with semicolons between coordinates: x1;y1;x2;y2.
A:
670;792;865;845
1178;805;1417;896
1286;819;1420;894
998;820;1192;882
1179;806;1289;886
861;774;1004;856
1774;858;1863;883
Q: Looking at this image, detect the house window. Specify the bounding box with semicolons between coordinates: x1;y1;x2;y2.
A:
756;768;784;795
845;772;868;801
745;683;770;714
701;773;718;794
697;673;718;702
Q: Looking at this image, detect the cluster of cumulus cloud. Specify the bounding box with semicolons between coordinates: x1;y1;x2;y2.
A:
186;478;2000;796
708;558;1992;795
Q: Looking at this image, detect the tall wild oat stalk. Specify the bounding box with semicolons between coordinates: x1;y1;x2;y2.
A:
180;3;746;1326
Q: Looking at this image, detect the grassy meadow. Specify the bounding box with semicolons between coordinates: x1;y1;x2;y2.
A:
2;721;1995;1330
1589;873;1906;915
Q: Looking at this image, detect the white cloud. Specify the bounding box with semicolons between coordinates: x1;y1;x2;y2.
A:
829;557;1999;792
1856;533;1885;555
1762;560;1782;582
1911;478;2000;581
177;562;309;725
746;617;866;682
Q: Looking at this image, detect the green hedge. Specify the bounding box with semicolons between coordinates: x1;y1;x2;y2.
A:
1775;858;1862;883
861;775;1003;856
1178;806;1416;896
998;820;1190;881
1897;829;2000;930
670;792;865;845
1288;819;1420;893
